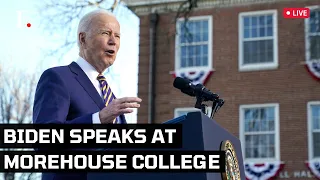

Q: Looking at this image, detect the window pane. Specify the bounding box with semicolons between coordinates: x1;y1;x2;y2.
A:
184;23;192;43
180;46;187;68
181;57;187;68
195;45;201;66
195;33;201;42
203;55;208;66
310;10;320;33
202;20;208;31
310;35;320;60
259;15;265;26
244;110;252;132
202;21;208;41
245;135;253;158
312;105;320;130
260;108;275;131
259;27;265;37
244;106;275;132
252;16;258;27
201;44;208;55
190;22;196;42
201;45;208;66
244;108;260;132
181;46;187;57
266;15;273;26
245;147;252;158
313;132;320;158
244;28;250;38
179;20;210;43
179;23;186;43
266;107;275;119
243;41;251;64
243;41;253;64
267;26;273;36
195;21;201;31
243;106;277;160
243;40;273;64
260;108;267;131
243;14;273;39
194;21;201;42
310;22;317;33
245;134;275;158
244;17;250;27
195;56;201;66
178;19;209;68
188;46;194;66
251;27;258;38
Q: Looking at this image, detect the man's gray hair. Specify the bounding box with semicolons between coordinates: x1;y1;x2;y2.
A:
77;9;116;47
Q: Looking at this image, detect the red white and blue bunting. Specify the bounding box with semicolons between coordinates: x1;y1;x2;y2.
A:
306;161;320;179
244;162;285;180
172;69;213;85
305;60;320;81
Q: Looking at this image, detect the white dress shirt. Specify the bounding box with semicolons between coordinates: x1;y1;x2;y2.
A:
75;56;105;124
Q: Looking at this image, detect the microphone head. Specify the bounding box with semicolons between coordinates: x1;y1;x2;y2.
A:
173;77;195;96
173;77;191;90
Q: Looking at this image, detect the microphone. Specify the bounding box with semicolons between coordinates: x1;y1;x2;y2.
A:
173;77;219;101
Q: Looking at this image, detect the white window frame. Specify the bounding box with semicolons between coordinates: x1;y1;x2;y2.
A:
238;10;278;72
305;5;320;62
307;101;320;161
239;103;280;163
175;15;213;72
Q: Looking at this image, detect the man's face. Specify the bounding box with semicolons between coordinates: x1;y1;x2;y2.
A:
81;14;120;72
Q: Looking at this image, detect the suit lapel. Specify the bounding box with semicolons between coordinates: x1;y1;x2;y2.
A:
69;61;127;124
69;62;105;110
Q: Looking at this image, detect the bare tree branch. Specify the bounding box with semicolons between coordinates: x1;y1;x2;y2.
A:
38;0;121;61
0;68;36;125
0;66;37;180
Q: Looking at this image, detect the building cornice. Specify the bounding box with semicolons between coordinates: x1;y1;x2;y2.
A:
122;0;302;16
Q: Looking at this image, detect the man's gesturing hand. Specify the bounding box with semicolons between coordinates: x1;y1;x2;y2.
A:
99;97;142;124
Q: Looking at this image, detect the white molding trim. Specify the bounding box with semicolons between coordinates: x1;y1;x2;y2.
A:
307;101;320;161
239;103;280;163
238;9;278;72
125;0;298;16
174;15;213;71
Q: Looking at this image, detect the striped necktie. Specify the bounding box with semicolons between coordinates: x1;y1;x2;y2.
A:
97;74;118;124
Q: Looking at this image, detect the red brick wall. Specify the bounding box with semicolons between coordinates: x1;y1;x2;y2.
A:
137;0;320;178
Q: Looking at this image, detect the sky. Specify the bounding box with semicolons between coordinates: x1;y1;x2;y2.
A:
0;0;140;124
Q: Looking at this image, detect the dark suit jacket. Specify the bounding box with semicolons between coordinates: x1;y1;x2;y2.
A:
33;62;126;180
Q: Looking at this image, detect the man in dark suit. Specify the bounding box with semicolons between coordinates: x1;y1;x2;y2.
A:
33;9;142;180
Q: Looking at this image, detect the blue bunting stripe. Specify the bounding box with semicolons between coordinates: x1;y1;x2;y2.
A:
173;69;213;85
244;162;285;180
305;61;320;81
306;161;320;180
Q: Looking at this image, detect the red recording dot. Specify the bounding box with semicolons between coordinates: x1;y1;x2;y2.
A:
27;23;31;28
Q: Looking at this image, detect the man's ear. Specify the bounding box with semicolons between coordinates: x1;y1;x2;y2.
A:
79;32;86;48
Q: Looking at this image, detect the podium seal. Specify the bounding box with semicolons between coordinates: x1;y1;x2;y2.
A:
220;140;241;180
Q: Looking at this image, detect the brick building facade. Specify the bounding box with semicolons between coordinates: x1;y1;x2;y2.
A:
123;0;320;179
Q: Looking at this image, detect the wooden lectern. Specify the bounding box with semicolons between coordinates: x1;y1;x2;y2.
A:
87;112;245;180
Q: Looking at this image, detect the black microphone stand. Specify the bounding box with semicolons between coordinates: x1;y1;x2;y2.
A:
210;99;224;119
195;95;207;114
194;87;224;119
194;84;208;114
